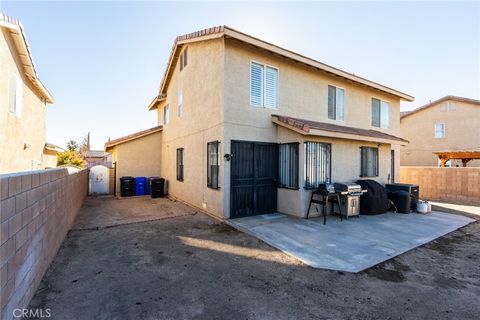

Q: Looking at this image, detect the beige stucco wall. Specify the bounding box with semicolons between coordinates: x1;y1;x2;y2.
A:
42;151;58;169
222;38;403;218
156;38;225;218
150;36;405;219
400;100;480;167
109;131;162;195
0;29;48;173
277;127;394;218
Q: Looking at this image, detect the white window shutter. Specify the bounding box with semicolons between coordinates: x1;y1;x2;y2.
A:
250;62;263;106
15;78;23;117
264;66;278;109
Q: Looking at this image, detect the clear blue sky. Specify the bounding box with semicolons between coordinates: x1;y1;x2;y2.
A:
2;1;479;150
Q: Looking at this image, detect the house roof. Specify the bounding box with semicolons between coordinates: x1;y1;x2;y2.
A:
44;142;64;153
272;114;409;145
0;14;54;103
104;126;163;151
148;26;414;110
401;95;480;119
85;150;106;158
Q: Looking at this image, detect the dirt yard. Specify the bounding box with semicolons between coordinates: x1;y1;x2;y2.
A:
28;197;480;319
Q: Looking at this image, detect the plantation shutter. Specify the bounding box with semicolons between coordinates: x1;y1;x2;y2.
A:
264;66;278;108
250;62;264;106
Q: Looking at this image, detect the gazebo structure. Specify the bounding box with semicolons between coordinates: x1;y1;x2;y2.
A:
433;151;480;167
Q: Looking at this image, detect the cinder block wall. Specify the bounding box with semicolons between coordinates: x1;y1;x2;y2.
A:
400;167;480;205
0;168;88;319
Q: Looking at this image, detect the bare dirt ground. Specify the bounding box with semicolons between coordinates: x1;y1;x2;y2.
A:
28;197;480;320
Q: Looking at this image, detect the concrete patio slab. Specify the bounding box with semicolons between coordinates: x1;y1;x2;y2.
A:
227;211;475;273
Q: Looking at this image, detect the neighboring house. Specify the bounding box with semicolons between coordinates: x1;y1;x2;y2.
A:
105;126;162;194
84;150;110;168
124;26;412;220
0;14;54;173
43;143;64;168
400;96;480;167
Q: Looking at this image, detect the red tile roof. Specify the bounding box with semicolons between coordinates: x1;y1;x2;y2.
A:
149;25;413;110
273;115;408;143
104;126;163;150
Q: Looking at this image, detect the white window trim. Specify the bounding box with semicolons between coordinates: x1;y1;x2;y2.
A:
164;104;170;125
328;85;346;122
372;97;390;129
250;60;279;109
178;91;183;117
434;123;445;138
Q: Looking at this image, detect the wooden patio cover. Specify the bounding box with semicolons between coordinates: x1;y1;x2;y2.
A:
433;151;480;167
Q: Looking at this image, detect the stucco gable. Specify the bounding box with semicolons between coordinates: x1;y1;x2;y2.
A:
148;25;413;110
0;14;54;103
401;95;480;120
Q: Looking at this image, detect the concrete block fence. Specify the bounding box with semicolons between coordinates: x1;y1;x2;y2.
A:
0;168;88;320
400;167;480;205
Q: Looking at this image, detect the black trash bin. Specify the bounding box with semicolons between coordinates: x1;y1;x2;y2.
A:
388;190;411;214
150;178;166;198
120;176;135;197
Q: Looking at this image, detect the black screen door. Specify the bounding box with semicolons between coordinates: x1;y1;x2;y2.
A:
230;141;278;218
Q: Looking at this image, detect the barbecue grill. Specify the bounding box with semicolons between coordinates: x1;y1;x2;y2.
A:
334;183;366;217
318;182;335;195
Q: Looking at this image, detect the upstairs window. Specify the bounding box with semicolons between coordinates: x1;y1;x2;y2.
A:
8;72;22;117
207;141;220;189
279;143;299;189
327;85;345;121
163;105;170;125
304;142;331;189
176;148;184;181
360;147;379;177
371;98;389;128
180;47;188;71
178;91;183;117
435;123;445;138
250;62;278;109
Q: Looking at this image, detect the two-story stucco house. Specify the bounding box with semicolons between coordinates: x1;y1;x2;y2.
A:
132;26;413;220
0;14;54;173
400;96;480;167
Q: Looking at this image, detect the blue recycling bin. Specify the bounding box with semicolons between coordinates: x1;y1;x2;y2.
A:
134;177;147;196
146;176;160;194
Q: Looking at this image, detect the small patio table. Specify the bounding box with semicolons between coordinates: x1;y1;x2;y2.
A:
306;190;343;225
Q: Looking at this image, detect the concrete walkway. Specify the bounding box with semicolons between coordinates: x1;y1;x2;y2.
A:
430;201;480;216
73;196;198;230
228;211;475;272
